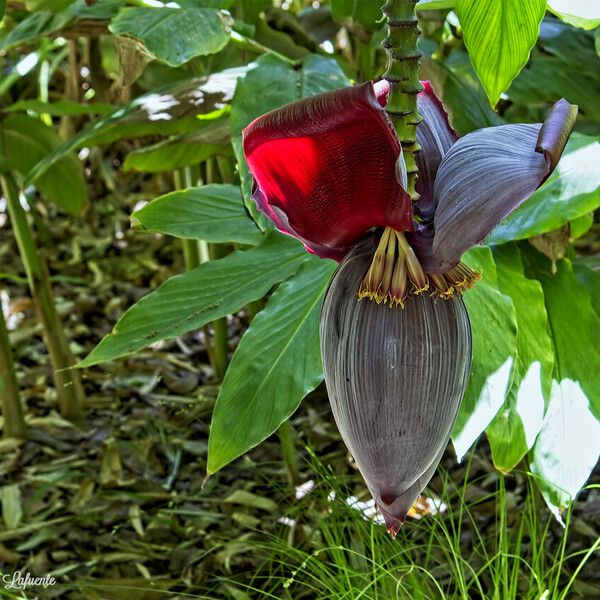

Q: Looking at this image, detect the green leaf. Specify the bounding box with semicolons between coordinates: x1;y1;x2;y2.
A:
230;53;350;226
24;68;245;186
0;0;6;22
456;0;546;107
452;246;518;461
0;10;72;50
524;253;600;521
0;114;87;215
488;134;600;245
109;7;231;67
547;0;600;30
122;117;231;173
532;379;600;524
132;184;263;245
79;234;307;367
5;99;114;116
485;244;553;472
208;258;335;474
0;484;22;530
223;489;278;512
330;0;382;31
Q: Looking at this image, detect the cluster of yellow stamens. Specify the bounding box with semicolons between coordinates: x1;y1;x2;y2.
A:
358;227;481;308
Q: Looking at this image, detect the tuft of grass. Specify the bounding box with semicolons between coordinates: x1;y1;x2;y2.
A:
214;450;599;600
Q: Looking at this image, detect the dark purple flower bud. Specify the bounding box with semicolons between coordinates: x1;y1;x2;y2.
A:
320;236;472;536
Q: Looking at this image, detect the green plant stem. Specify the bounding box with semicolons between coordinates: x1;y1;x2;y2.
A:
246;299;263;320
216;156;235;184
207;243;229;380
0;307;25;438
205;157;229;380
278;418;300;486
382;0;423;201
173;169;217;372
1;173;84;420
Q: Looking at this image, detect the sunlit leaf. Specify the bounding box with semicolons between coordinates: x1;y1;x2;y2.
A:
452;246;517;462
456;0;546;107
24;67;246;186
531;379;600;524
485;244;553;472
79;234;307;367
547;0;600;30
208;258;335;474
132;184;263;245
524;252;600;521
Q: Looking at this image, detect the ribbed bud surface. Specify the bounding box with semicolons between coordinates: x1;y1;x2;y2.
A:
320;236;472;535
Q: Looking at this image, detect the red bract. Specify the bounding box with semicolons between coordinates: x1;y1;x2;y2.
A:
243;82;413;260
243;80;577;272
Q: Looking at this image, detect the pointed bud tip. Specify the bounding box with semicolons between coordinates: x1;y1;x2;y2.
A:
377;501;406;538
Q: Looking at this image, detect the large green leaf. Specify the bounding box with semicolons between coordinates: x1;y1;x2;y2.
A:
79;234;306;367
230;53;350;226
0;114;87;215
485;244;553;472
524;252;600;521
456;0;546;107
122;117;231;173
488;134;600;245
207;258;335;474
452;247;518;461
24;68;246;186
109;7;231;67
547;0;600;30
132;184;263;245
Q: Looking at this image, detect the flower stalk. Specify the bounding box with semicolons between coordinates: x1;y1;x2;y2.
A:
382;0;423;202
